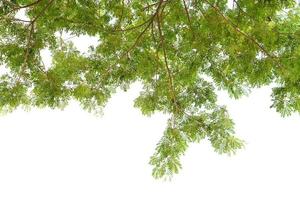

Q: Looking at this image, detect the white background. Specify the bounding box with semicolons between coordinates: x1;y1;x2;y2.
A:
1;84;300;200
1;35;300;200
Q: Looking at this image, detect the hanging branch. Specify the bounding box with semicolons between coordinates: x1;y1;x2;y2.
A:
156;3;179;115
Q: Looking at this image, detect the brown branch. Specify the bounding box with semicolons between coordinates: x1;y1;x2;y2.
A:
57;16;152;34
17;23;35;82
120;0;166;59
15;0;43;10
232;0;248;16
0;16;31;23
31;0;55;23
45;1;168;35
143;2;160;11
99;0;167;81
114;18;153;33
142;1;168;11
17;0;54;81
3;0;43;16
203;0;276;59
182;0;194;38
156;3;179;114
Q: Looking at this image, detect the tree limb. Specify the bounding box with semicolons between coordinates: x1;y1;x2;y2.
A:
203;0;276;59
156;2;179;115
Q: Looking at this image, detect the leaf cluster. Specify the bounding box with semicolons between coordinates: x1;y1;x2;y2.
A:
1;0;300;179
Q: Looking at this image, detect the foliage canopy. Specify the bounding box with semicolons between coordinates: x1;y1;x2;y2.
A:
1;0;300;179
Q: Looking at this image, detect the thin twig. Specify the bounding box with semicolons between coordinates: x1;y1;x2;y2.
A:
3;0;43;16
31;0;55;23
182;0;194;38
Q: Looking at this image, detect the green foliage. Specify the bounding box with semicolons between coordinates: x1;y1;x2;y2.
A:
1;0;300;179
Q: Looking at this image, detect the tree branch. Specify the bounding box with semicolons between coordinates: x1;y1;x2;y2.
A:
120;0;166;59
203;0;276;59
31;0;55;23
2;0;43;17
17;0;55;81
156;2;179;114
182;0;194;38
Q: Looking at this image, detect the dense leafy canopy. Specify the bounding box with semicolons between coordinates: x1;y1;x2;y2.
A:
1;0;300;179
